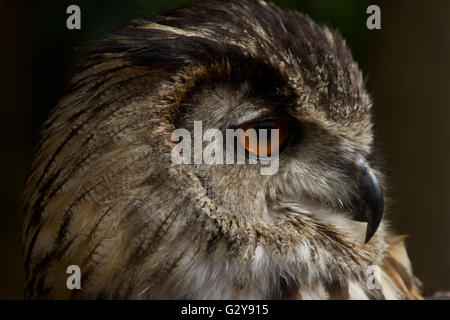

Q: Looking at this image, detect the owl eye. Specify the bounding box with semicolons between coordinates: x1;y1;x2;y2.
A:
237;118;292;158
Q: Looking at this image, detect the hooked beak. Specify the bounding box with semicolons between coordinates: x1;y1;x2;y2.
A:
352;157;384;244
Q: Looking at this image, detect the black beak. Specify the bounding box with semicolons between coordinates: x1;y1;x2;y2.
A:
352;158;384;244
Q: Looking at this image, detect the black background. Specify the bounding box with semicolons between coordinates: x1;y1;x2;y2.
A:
1;0;449;299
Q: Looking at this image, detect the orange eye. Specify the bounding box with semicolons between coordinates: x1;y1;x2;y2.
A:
237;118;291;158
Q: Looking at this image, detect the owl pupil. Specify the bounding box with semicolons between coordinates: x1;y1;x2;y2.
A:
252;121;275;138
253;121;274;130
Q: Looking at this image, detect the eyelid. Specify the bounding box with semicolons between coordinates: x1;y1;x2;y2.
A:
233;115;293;130
227;105;273;128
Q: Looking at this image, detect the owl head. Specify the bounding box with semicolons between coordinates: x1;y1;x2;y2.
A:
24;0;390;299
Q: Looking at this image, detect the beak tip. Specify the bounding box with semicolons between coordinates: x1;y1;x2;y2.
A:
356;165;384;244
363;202;384;244
364;227;375;244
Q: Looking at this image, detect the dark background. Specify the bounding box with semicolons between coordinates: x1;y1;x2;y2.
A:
1;0;449;299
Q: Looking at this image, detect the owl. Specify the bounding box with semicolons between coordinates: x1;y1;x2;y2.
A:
23;0;428;299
